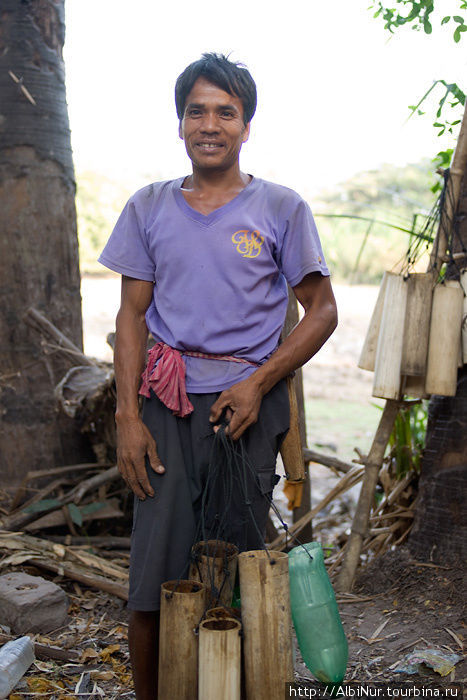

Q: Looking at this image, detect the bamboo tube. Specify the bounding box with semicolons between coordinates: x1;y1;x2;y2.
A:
425;281;464;396
462;270;467;364
279;375;305;482
206;606;241;621
335;400;400;593
158;580;206;700
401;273;433;376
198;618;241;700
189;540;238;607
373;273;408;399
358;272;388;371
238;550;293;700
402;375;428;399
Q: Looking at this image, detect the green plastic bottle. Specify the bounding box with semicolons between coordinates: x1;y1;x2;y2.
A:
288;542;348;684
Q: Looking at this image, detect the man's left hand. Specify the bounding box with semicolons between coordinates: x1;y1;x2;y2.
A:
209;376;264;440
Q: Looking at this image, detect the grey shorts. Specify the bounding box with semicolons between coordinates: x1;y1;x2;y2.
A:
127;379;289;611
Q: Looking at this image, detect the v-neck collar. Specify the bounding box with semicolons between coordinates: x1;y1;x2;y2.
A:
172;175;258;227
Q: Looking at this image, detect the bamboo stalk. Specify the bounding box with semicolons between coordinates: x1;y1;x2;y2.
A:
238;551;293;700
189;540;238;608
158;580;206;700
358;273;388;371
198;618;241;700
429;101;467;269
279;375;305;482
335;400;399;592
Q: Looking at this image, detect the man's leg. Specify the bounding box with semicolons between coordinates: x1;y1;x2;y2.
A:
129;610;160;700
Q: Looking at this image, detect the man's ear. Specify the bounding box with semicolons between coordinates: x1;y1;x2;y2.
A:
178;120;183;140
242;122;251;144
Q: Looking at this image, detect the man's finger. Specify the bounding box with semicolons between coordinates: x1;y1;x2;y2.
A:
143;427;165;474
209;393;231;423
132;457;155;498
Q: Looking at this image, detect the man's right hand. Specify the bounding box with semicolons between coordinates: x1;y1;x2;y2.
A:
116;417;165;499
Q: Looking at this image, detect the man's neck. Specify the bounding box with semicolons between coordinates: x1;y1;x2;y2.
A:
185;165;250;193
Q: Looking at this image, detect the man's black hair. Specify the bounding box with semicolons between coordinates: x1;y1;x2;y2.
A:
175;53;257;126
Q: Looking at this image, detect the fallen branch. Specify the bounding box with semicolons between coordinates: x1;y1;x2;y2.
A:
303;448;353;474
24;307;95;366
269;465;364;550
0;632;79;662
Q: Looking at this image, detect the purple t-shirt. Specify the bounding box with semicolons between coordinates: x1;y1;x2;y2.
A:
98;176;330;392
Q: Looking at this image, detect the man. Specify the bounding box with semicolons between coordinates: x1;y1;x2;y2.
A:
99;53;337;700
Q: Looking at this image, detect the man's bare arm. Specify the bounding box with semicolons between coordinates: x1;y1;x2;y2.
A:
114;276;164;500
209;272;338;440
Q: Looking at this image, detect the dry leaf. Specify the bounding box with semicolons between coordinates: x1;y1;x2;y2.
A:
79;647;100;662
90;670;114;680
99;643;120;662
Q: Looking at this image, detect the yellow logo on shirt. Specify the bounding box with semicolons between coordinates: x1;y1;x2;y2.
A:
232;230;264;259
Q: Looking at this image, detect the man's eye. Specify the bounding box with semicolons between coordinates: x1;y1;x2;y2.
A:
221;111;234;118
188;109;201;116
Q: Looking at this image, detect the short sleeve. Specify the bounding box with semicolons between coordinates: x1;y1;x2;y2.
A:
278;198;330;287
98;197;155;282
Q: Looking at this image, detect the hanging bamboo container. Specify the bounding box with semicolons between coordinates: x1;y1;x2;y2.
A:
462;270;467;364
426;281;464;396
189;540;238;608
238;550;293;700
358;272;388;371
402;375;428;400
279;375;305;482
373;273;408;399
401;273;433;376
198;618;241;700
158;580;206;700
206;606;241;621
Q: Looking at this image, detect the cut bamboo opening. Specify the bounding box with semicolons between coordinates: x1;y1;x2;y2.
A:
198;618;241;700
158;579;206;700
238;550;293;700
189;540;238;607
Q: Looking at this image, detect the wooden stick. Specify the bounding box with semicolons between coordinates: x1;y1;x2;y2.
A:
33;558;129;600
335;400;399;593
24;307;95;366
0;632;79;662
430;101;467;269
268;466;364;550
279;376;305;482
303;448;353;474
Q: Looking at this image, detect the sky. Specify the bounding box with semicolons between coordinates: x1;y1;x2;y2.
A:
64;0;466;199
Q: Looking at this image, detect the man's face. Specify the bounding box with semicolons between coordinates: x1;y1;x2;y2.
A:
179;77;250;171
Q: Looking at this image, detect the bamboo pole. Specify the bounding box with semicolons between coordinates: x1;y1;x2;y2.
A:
401;273;433;376
425;281;464;396
198;618;241;700
189;540;238;607
158;580;206;700
373;273;408;399
279;375;305;482
238;550;293;700
335;400;400;593
358;272;388;371
462;270;467;364
430;102;467;269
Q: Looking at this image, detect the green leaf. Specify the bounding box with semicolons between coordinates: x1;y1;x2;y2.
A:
24;498;61;514
80;502;106;516
453;16;465;24
454;25;462;41
441;16;451;25
68;503;83;527
423;18;432;34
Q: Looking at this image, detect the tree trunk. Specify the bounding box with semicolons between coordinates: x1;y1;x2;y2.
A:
0;1;91;488
408;170;467;563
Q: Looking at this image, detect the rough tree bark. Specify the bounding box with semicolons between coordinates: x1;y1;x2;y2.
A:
408;169;467;563
0;0;91;487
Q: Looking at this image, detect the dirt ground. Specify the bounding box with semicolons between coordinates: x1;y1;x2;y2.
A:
1;277;463;697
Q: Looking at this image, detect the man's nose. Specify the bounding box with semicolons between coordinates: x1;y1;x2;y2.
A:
200;112;220;132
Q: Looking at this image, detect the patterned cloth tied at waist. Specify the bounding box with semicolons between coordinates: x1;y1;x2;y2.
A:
139;342;260;417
